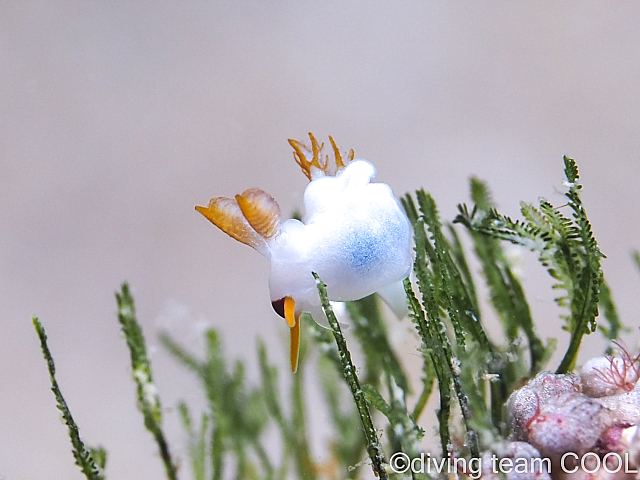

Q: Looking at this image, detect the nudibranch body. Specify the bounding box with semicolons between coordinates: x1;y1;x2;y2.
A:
196;134;412;372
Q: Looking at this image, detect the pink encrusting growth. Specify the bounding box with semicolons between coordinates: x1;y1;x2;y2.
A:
502;346;640;480
580;342;640;397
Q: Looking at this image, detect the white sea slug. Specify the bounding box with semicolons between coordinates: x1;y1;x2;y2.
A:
196;134;413;372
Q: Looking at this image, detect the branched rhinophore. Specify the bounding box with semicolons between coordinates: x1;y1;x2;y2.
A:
455;157;606;374
33;317;106;480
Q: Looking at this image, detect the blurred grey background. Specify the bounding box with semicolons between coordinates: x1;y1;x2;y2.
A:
2;1;640;478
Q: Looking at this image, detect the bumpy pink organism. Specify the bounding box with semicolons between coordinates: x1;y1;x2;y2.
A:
506;349;640;480
580;343;640;398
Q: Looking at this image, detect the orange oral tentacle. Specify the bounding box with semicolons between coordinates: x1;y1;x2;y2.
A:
290;316;301;373
284;296;296;328
283;296;300;373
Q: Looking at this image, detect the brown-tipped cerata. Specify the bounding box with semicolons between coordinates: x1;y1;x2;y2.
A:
235;187;281;239
195;197;266;252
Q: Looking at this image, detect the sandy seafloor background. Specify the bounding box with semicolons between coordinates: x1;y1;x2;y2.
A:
2;2;640;479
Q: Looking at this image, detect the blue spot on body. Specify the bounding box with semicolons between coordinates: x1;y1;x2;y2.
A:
345;228;384;273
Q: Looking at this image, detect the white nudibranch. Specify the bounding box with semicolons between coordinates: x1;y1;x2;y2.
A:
196;133;413;372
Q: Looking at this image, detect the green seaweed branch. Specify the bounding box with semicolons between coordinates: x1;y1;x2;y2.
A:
33;154;632;480
33;317;105;480
116;283;178;480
